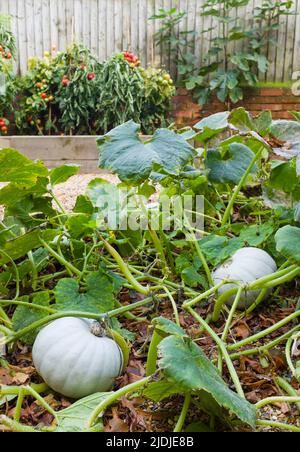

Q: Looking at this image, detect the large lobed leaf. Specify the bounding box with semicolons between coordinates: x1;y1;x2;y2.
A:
159;336;257;428
98;121;196;185
12;292;50;345
54;392;111;432
54;270;115;313
275;225;300;264
0;148;48;185
0;230;57;265
206;143;258;185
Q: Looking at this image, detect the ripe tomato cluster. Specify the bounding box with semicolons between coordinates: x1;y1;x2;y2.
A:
123;51;141;67
0;45;12;60
35;80;54;103
0;117;9;135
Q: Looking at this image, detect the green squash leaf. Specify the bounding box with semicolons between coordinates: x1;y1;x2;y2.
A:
0;230;58;265
98;121;195;185
50;164;80;186
152;317;187;338
270;120;300;148
54;392;111;432
228;107;254;133
194;111;229;143
0;148;48;185
275;226;300;264
12;292;51;345
143;379;186;403
159;336;257;428
54;270;115;314
206;143;257;185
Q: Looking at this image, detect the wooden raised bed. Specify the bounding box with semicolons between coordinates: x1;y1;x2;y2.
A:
0;136;101;173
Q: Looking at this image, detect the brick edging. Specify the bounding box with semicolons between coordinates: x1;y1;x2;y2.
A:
172;87;300;126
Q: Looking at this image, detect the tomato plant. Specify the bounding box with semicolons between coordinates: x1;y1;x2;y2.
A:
14;45;175;136
0;15;17;136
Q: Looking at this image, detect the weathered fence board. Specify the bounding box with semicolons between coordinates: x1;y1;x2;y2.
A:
0;0;300;82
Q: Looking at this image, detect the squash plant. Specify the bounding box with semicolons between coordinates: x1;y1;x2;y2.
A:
1;109;300;432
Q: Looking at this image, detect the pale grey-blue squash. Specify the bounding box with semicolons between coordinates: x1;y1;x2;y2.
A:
212;247;277;309
32;317;124;399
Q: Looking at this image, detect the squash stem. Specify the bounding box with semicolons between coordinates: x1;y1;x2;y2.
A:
183;281;225;309
187;307;245;399
174;394;192;433
244;288;267;315
0;415;38;433
285;335;298;378
256;396;300;411
221;149;262;227
4;297;159;345
228;325;300;361
228;310;300;351
221;287;243;343
163;287;180;326
87;376;151;428
101;237;150;296
14;388;25;423
276;377;300;411
146;330;164;377
39;237;82;277
256;419;300;432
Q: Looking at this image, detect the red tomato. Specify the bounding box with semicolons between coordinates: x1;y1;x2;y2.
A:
87;72;95;81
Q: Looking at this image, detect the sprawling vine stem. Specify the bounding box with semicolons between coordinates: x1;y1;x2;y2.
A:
87;377;151;428
256;419;300;432
174;394;192;433
146;330;164;377
187;307;245;398
101;237;150;296
221;147;264;227
227;310;300;351
276;377;300;410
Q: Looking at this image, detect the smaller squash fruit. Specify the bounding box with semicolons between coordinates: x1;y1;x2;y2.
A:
32;317;124;399
212;247;277;309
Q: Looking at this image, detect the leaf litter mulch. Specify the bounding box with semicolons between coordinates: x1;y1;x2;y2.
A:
1;286;300;432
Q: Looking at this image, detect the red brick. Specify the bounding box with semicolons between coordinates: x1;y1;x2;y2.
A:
259;88;285;97
173;111;194;119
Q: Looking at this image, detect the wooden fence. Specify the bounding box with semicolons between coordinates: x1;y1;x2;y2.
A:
0;0;300;82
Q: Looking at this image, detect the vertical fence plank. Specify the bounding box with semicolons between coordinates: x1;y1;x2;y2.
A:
130;0;139;55
114;0;123;53
138;0;148;66
106;0;114;56
65;0;75;47
90;0;98;55
82;0;91;48
42;0;51;55
98;0;107;61
50;0;59;51
293;0;300;83
33;0;43;58
17;0;28;74
74;0;83;42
